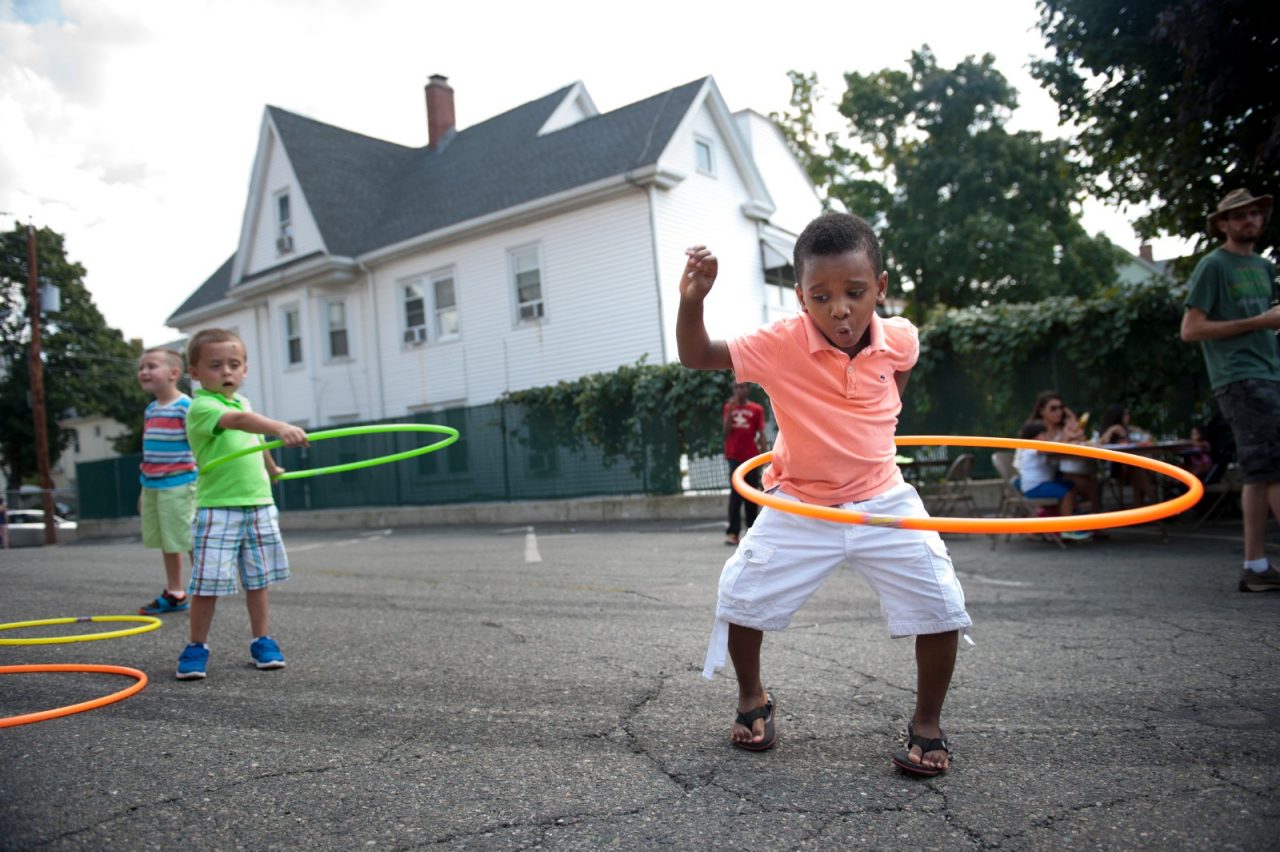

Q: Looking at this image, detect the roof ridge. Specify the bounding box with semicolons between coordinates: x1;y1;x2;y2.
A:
267;104;417;151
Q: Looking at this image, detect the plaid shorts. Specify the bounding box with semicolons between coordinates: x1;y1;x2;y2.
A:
190;506;289;596
1216;378;1280;484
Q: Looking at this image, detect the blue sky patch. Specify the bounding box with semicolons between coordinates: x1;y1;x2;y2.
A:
5;0;65;25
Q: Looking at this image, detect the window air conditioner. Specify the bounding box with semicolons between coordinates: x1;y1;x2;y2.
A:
403;326;427;345
276;235;294;253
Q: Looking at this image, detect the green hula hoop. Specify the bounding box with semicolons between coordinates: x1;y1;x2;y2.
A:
201;423;460;481
0;615;163;646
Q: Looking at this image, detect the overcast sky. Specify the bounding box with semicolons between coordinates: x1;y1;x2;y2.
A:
1;0;1191;348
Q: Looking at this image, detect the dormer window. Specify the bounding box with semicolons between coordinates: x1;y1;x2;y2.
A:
275;191;293;254
695;136;715;176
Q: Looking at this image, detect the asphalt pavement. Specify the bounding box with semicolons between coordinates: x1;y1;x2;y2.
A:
1;518;1278;850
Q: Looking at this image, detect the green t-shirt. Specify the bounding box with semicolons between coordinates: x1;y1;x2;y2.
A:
1185;248;1280;389
187;389;274;508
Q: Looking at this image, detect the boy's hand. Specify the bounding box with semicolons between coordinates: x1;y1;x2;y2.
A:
264;455;286;478
680;246;718;302
276;423;309;448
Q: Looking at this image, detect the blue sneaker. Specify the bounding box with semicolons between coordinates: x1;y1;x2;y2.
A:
176;643;209;680
250;636;286;670
140;591;189;615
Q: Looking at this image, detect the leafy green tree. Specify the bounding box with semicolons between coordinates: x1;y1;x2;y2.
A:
776;48;1121;321
1033;0;1280;254
0;223;147;486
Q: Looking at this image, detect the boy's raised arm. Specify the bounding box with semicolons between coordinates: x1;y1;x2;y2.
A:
217;410;309;447
676;245;732;371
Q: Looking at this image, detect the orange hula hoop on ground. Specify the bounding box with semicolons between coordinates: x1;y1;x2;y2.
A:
0;664;148;728
731;436;1204;534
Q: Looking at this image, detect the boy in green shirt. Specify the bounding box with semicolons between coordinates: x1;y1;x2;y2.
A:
176;328;308;679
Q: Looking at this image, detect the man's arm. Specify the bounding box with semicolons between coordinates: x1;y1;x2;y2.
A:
217;410;309;447
1181;305;1280;342
676;246;732;371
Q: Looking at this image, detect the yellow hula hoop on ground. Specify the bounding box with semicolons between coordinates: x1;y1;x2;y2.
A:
0;615;162;646
0;664;148;728
731;436;1204;534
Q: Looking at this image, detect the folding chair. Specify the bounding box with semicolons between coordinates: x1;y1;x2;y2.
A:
990;451;1065;550
930;453;979;516
1193;463;1243;530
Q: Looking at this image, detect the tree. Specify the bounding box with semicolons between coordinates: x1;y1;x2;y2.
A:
0;223;148;487
776;48;1122;322
1033;0;1280;254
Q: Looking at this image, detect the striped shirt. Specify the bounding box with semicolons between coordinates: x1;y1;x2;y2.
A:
139;394;197;488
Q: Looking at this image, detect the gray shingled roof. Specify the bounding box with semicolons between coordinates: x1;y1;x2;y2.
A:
170;78;707;323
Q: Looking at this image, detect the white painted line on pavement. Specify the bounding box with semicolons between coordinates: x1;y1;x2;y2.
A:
290;529;392;553
956;572;1030;587
524;527;542;563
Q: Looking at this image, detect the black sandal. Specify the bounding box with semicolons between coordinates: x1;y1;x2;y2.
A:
891;720;951;776
732;693;777;751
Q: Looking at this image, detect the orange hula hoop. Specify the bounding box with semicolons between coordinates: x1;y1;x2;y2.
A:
0;664;148;728
731;436;1204;534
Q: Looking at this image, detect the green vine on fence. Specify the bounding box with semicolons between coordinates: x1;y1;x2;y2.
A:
913;279;1210;436
501;280;1208;477
502;359;752;478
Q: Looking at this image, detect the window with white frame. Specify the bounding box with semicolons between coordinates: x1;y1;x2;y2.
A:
510;245;544;323
694;136;715;176
402;279;427;345
275;191;293;253
324;300;349;360
432;271;459;339
763;261;796;307
283;305;303;366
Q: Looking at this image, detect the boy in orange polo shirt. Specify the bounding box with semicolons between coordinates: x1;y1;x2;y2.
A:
677;212;971;776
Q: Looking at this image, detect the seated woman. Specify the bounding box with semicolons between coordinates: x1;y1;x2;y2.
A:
1183;424;1215;480
1097;404;1155;505
1027;390;1099;511
1014;420;1092;541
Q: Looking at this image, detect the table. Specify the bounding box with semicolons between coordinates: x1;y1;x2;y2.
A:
1098;440;1200;535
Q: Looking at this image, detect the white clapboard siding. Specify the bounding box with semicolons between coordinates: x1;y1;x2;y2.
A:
373;192;661;415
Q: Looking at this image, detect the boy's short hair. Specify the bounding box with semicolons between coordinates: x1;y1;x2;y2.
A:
140;347;184;372
793;212;884;283
187;328;246;367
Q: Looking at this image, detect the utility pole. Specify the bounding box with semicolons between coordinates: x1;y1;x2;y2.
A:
26;224;57;544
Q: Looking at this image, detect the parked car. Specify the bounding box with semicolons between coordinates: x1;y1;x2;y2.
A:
4;510;78;548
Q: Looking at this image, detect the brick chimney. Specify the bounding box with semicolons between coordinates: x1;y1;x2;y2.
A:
425;74;455;151
1138;243;1154;262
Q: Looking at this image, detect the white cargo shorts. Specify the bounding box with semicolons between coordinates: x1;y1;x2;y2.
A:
703;482;972;679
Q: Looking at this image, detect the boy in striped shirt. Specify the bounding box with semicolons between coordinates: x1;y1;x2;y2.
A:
137;347;197;614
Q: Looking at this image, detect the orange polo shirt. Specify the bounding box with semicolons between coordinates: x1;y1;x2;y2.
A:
727;312;918;505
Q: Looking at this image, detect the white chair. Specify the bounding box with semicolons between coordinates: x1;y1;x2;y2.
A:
990;451;1065;550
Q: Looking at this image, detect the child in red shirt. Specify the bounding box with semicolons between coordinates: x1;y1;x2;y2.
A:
723;383;766;545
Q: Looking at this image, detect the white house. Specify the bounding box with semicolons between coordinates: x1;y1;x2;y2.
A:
168;75;821;426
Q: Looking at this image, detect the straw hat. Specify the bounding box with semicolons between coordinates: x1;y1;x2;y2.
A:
1206;188;1273;239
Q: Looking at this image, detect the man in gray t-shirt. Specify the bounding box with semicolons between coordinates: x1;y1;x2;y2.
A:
1182;188;1280;592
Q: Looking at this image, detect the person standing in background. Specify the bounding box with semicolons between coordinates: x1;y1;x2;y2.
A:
1181;188;1280;593
723;382;767;546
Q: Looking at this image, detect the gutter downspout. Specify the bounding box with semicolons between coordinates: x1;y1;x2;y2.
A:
359;260;386;419
645;185;668;363
304;285;321;428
